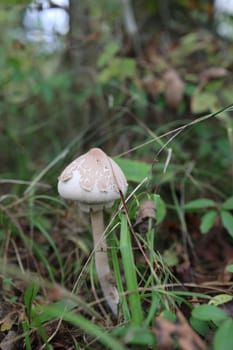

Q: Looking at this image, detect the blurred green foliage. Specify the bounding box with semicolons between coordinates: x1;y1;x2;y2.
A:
0;6;79;180
1;1;232;190
1;2;233;349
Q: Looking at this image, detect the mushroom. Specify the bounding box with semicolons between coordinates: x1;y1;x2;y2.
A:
58;147;128;315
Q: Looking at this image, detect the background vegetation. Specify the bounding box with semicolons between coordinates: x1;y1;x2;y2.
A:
0;0;233;349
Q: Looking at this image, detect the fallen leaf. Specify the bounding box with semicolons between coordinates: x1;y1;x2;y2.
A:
0;318;13;332
155;309;207;350
0;331;18;350
135;200;156;235
163;69;185;109
135;200;156;223
199;67;228;82
142;76;161;95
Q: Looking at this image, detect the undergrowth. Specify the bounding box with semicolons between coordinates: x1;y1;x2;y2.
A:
1;3;233;349
1;106;233;349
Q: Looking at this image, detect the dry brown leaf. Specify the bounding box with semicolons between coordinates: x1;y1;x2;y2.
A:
199;67;228;82
155;317;176;349
155;309;206;350
142;76;161;95
135;200;156;235
45;284;64;303
135;200;156;224
163;69;185;109
0;331;18;350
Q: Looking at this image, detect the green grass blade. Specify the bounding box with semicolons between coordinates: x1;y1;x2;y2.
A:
29;238;56;282
22;321;32;350
144;293;160;327
35;303;128;350
110;235;130;321
119;213;143;325
33;219;65;283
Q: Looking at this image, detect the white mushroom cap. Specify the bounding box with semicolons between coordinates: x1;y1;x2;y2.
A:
58;148;128;212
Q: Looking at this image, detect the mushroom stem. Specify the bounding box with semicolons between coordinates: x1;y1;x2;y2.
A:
90;209;119;315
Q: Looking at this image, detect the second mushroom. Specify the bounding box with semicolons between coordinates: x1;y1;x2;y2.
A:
58;147;128;315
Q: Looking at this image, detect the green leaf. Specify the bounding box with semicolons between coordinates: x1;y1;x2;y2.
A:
191;92;218;114
161;310;177;322
153;194;167;224
192;304;227;323
220;211;233;238
214;318;233;350
226;264;233;273
209;294;233;306
183;198;215;210
200;210;217;234
24;284;40;319
112;326;155;347
163;249;178;267
190;316;210;337
116;58;136;79
222;196;233;210
97;42;120;68
115;158;151;183
98;58;136;82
